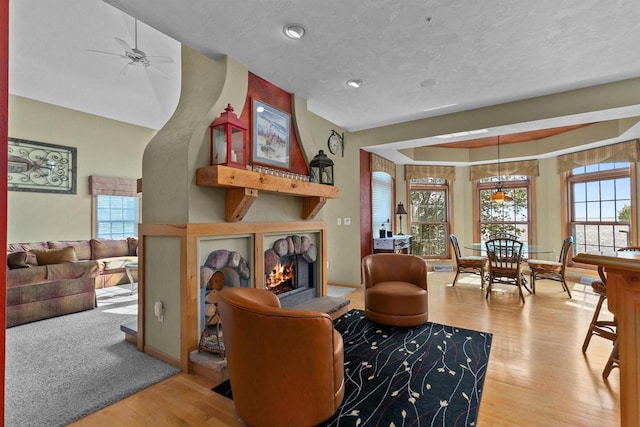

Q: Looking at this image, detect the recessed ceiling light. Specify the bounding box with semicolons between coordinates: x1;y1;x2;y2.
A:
346;79;363;88
420;79;437;88
283;24;306;39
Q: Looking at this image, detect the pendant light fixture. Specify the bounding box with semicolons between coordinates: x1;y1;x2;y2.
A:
491;135;513;204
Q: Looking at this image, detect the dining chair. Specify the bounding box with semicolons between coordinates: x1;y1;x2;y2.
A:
485;237;526;303
582;246;640;378
527;236;573;298
449;234;487;288
488;232;518;240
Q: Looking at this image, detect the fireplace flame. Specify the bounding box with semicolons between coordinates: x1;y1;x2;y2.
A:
266;262;295;292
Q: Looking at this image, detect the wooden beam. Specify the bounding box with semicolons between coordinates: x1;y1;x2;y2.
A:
225;187;258;222
197;165;339;199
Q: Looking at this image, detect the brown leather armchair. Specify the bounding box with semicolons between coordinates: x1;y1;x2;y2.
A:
218;287;344;427
362;253;429;327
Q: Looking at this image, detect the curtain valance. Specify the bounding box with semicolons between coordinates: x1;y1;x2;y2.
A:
370;153;396;178
556;139;640;173
469;159;539;181
405;165;456;181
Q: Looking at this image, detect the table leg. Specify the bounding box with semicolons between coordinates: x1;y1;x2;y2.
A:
126;267;137;295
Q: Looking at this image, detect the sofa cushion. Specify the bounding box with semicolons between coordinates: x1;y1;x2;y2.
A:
91;239;130;260
48;240;92;261
8;241;48;253
7;252;31;269
8;242;47;266
127;237;139;256
7;265;48;287
30;247;78;265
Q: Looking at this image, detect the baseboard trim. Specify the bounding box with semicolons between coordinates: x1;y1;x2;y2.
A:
143;345;180;370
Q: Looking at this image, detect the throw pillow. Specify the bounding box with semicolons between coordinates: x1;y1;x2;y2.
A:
7;252;31;269
30;246;78;265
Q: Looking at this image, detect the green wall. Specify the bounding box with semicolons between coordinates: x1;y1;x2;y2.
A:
7;95;156;243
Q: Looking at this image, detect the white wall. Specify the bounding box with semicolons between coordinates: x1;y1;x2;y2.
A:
7;95;155;243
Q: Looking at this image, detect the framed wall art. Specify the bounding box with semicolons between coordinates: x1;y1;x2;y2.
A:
252;99;290;169
7;137;77;194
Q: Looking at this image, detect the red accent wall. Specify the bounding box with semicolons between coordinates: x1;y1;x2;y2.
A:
239;73;308;175
360;150;372;259
1;0;9;421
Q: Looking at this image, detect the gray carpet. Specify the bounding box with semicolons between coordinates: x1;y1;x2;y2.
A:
5;286;180;427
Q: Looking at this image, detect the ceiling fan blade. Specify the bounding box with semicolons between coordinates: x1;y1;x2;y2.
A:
86;49;126;59
119;62;134;77
146;64;170;80
115;37;134;54
147;55;174;64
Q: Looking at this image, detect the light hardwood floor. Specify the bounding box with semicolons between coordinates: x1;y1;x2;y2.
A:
71;272;619;426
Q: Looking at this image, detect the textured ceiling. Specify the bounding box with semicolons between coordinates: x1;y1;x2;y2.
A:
104;0;640;132
9;0;640;164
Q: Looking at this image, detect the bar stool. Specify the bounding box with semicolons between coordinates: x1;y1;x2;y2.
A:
581;274;618;378
588;246;640;378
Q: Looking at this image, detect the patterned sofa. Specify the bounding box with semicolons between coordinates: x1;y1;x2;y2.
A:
6;238;138;327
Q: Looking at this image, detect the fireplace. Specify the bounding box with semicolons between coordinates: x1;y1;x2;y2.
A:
264;235;317;307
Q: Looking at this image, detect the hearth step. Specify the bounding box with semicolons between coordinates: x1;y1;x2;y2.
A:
290;296;350;320
120;320;137;344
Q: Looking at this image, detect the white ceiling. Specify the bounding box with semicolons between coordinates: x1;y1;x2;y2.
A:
9;0;640;163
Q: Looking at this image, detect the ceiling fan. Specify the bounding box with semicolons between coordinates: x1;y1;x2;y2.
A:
88;18;174;79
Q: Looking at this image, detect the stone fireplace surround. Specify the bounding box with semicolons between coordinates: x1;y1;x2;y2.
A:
264;234;318;307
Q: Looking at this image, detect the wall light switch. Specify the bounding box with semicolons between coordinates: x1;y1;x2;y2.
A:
337;217;342;225
344;217;351;225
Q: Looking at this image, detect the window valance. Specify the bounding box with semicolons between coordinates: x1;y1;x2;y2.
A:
469;159;539;181
89;176;139;197
370;153;396;178
405;165;456;181
556;139;640;173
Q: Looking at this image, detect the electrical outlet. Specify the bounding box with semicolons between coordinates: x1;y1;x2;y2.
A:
337;217;342;225
344;217;351;225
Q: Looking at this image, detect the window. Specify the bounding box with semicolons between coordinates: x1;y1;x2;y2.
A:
96;195;139;239
409;177;450;257
372;171;393;236
477;175;531;244
568;162;632;253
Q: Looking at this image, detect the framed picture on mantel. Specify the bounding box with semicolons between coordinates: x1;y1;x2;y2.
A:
251;98;290;169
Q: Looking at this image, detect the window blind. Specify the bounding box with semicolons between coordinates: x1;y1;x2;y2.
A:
372;171;393;235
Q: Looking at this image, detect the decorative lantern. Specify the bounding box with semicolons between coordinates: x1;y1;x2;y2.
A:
309;150;334;185
209;104;248;169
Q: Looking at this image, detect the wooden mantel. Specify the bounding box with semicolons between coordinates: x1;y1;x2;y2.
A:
196;165;340;221
573;251;640;427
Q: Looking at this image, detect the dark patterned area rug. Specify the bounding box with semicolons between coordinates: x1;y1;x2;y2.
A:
212;309;492;426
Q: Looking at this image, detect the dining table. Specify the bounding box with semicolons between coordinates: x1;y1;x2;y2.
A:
463;242;555;292
463;242;555;257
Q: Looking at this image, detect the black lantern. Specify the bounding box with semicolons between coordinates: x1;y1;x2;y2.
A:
309;150;334;185
209;104;248;169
